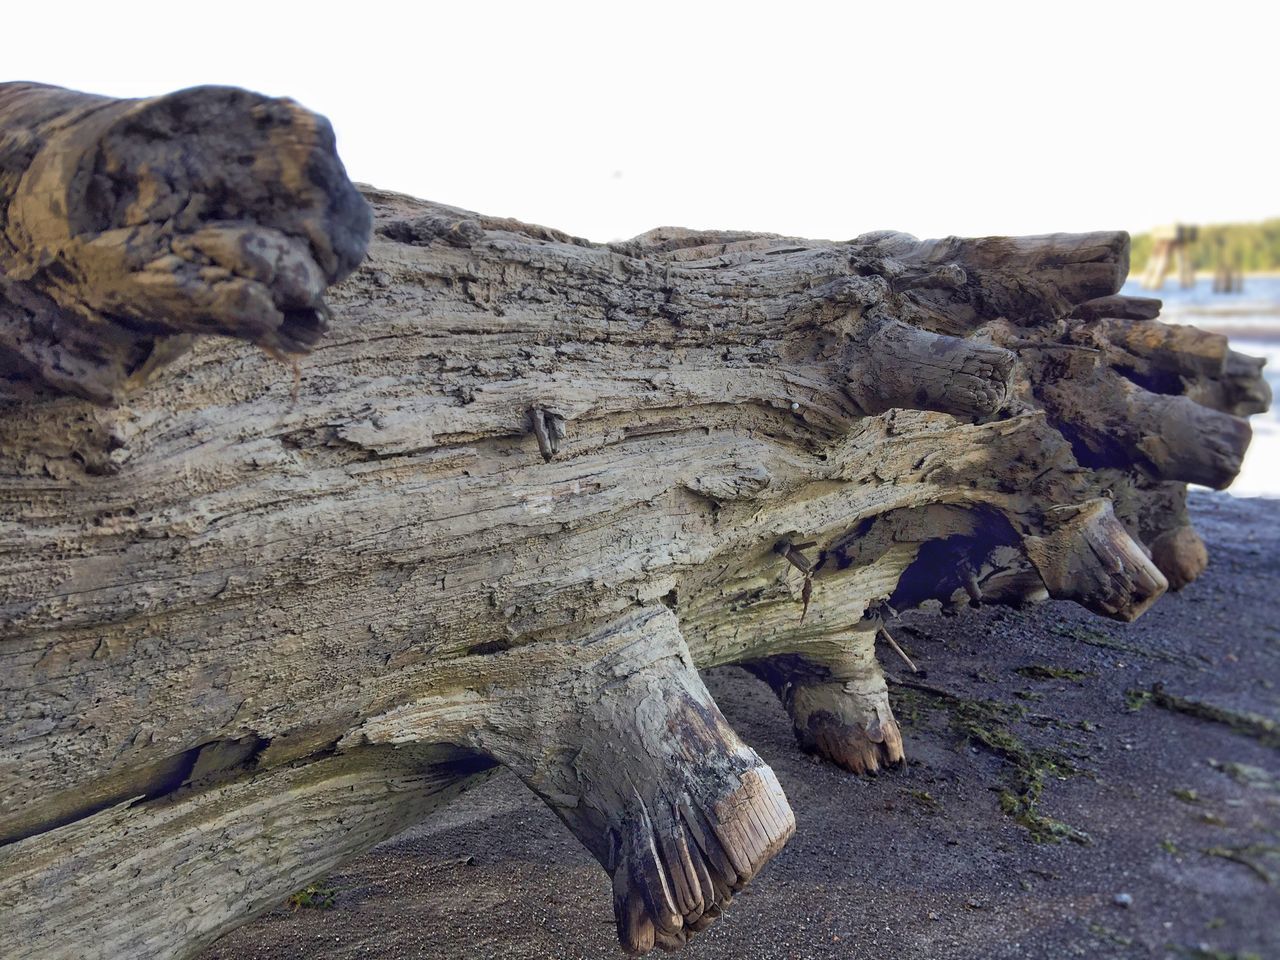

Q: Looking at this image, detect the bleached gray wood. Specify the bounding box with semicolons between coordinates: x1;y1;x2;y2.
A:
0;83;1269;959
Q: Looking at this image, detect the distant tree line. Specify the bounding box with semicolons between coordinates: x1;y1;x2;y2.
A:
1129;219;1280;274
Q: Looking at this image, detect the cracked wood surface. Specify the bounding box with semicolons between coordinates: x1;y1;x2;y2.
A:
0;84;1271;960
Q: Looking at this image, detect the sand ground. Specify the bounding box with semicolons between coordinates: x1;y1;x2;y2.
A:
205;493;1280;960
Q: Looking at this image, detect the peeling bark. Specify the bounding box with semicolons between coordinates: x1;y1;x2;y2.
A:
0;84;1270;959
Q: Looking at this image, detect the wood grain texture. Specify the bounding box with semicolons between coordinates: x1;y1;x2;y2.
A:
0;84;1270;959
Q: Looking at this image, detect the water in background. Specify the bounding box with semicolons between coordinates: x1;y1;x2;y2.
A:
1118;276;1280;498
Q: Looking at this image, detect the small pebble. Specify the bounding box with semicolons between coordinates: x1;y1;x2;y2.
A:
1114;892;1133;908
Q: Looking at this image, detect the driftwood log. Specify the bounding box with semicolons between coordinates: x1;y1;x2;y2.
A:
0;84;1270;958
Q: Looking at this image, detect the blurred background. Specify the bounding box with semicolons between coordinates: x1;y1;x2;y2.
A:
7;0;1276;493
1123;227;1279;497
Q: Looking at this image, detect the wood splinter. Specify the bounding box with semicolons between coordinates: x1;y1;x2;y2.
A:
775;540;819;621
530;406;567;461
774;539;816;574
877;625;919;674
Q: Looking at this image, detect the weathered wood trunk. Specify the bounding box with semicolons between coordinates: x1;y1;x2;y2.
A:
0;84;1270;958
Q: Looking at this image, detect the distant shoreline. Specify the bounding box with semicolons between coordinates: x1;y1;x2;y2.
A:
1180;322;1280;339
1154;313;1280;340
1159;303;1280;318
1125;269;1280;282
1119;273;1280;334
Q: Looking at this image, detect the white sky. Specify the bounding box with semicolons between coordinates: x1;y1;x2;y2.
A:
6;1;1276;243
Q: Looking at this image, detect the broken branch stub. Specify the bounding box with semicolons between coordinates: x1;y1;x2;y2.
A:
0;83;1270;959
0;82;371;403
748;636;905;776
1022;499;1169;622
844;315;1016;419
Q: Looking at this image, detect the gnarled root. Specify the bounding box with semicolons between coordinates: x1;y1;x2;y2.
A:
1148;524;1210;590
748;631;904;775
462;607;794;954
1022;499;1168;621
